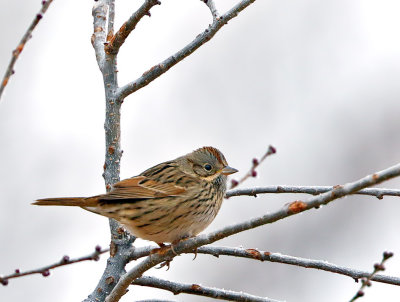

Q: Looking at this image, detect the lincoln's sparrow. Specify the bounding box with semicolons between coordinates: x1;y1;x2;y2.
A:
34;147;237;244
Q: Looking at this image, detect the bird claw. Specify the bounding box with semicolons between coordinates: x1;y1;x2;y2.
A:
156;258;173;270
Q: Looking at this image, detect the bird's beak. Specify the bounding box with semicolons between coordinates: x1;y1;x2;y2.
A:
221;166;238;175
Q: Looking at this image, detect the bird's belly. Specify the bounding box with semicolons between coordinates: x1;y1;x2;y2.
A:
118;201;222;243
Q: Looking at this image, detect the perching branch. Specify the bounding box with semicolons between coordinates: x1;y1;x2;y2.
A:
106;163;400;302
126;245;400;287
104;0;161;55
0;246;108;286
0;0;54;100
115;0;257;100
226;186;400;199
195;246;400;287
133;276;282;302
349;251;394;302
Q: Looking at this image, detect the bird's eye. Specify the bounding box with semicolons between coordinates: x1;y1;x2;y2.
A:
204;164;212;171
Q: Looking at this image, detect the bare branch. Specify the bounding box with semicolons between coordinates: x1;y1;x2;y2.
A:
230;145;276;189
92;1;108;70
107;0;115;40
133;276;282;302
116;0;257;100
0;246;108;286
226;186;400;199
106;163;400;302
196;246;400;287
105;0;161;55
201;0;220;20
0;0;54;101
125;245;400;287
349;251;394;302
85;1;136;302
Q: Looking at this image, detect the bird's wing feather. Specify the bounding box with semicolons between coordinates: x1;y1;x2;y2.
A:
99;175;186;202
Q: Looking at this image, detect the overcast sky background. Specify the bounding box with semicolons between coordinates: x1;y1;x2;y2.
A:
1;0;400;301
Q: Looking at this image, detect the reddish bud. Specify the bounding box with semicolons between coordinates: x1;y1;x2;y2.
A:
374;263;385;271
95;245;102;253
36;14;43;20
15;269;20;274
230;179;239;188
383;251;394;259
356;290;364;297
268;145;277;154
42;270;50;277
251;170;257;177
252;158;259;166
1;278;8;286
62;255;70;263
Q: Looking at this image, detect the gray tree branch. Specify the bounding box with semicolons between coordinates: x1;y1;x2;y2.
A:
104;0;161;55
85;1;136;301
133;276;282;302
115;0;257;100
106;163;400;302
226;186;400;199
196;246;400;286
201;0;220;20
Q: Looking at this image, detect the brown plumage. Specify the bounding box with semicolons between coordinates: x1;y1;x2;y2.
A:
33;147;237;244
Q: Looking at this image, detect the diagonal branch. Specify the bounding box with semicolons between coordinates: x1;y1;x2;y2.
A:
0;0;54;101
116;0;257;100
133;276;282;302
230;145;276;189
226;186;400;199
349;251;394;302
105;0;161;55
0;246;108;286
106;163;400;302
196;246;400;286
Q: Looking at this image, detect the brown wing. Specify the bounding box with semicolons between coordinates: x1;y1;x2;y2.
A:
98;175;186;203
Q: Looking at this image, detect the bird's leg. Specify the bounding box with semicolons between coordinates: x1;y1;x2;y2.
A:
150;242;169;255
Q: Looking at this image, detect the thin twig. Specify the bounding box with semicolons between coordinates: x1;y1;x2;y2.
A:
0;246;108;286
196;246;400;287
116;0;257;100
106;163;400;302
201;0;220;20
230;145;276;189
133;276;282;302
0;0;54;100
105;0;161;55
349;251;394;302
226;186;400;199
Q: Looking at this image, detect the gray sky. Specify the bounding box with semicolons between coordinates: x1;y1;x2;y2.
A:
1;0;400;301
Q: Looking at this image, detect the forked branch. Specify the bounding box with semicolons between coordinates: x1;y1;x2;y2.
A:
105;0;161;55
116;0;257;100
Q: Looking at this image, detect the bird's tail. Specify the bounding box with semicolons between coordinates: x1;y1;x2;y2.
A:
32;197;98;207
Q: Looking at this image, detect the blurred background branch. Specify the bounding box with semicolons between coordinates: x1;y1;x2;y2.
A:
0;0;54;100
